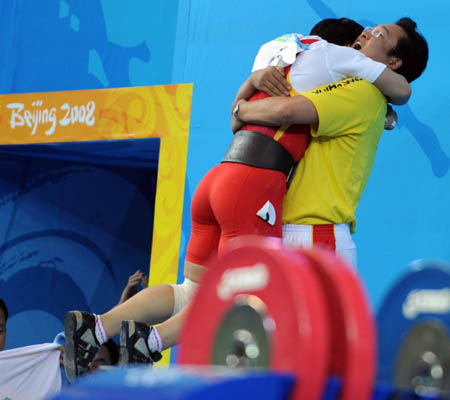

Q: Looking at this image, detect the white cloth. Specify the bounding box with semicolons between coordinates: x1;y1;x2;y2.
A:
252;33;386;93
282;223;357;268
252;33;315;70
170;278;199;316
0;343;61;400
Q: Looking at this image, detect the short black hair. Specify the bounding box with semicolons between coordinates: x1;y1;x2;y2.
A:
390;17;429;82
103;339;119;365
0;299;8;321
310;18;364;46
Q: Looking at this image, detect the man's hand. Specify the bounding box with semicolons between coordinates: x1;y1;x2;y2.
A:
127;270;146;288
251;67;291;97
118;269;148;304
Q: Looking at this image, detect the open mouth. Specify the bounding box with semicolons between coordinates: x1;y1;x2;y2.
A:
353;41;362;50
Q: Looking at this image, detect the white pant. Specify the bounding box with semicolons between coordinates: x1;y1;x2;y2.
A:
282;223;357;268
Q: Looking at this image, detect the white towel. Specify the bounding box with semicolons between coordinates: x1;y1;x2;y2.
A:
0;343;61;400
252;33;318;71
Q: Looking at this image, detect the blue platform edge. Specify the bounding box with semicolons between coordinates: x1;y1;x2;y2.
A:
48;366;443;400
49;366;296;400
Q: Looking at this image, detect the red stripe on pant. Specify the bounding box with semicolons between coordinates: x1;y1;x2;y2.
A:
312;224;336;252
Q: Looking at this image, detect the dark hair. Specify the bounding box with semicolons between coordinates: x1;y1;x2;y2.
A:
390;17;429;82
103;339;119;365
0;299;8;321
310;18;363;46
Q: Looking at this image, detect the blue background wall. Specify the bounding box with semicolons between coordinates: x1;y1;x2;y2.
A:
0;0;448;349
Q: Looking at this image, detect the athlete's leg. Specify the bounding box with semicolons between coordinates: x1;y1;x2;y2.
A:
118;166;287;364
113;166;225;363
151;305;189;351
119;304;190;365
119;166;223;357
152;167;287;351
101;284;175;337
116;173;220;365
184;165;222;267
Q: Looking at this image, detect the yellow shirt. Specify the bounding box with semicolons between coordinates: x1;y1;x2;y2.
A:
282;78;386;233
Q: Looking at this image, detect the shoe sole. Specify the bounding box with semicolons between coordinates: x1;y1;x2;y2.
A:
119;320;133;364
63;311;79;382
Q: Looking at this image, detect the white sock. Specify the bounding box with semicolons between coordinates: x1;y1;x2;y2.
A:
148;326;163;353
94;314;108;345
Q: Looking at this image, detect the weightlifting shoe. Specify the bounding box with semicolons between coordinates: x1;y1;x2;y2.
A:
64;311;100;381
120;320;162;365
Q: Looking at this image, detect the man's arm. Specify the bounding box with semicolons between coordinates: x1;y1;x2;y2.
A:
235;95;319;128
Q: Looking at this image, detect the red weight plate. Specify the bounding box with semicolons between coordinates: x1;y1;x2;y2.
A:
178;236;330;400
299;248;376;400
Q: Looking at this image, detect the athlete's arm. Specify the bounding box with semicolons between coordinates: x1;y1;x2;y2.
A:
329;45;411;106
231;67;290;111
236;95;318;127
231;67;291;132
372;68;411;105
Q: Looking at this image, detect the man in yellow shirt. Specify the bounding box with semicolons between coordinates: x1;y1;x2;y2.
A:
233;17;428;267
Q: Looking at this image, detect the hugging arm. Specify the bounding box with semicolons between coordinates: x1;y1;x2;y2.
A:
337;45;412;105
373;68;411;105
231;67;291;132
235;95;319;127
